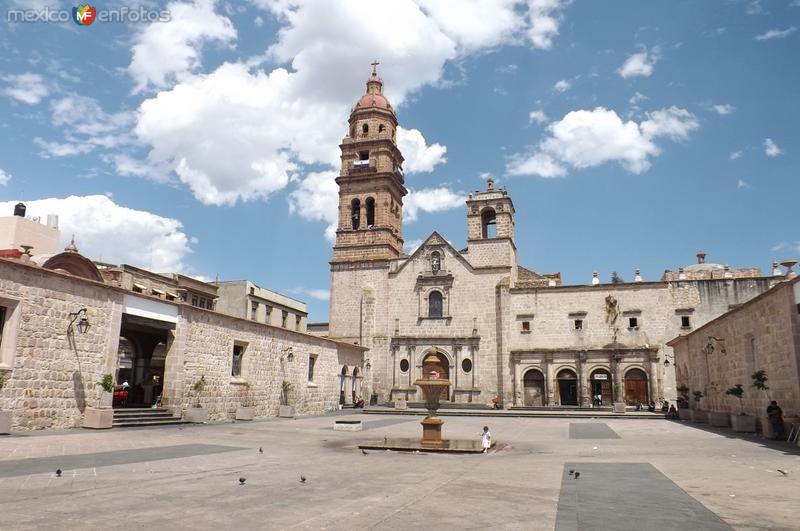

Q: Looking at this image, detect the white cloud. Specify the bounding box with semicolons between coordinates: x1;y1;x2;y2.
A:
771;241;800;254
617;49;659;79
553;79;571;92
404;187;465;222
526;0;569;49
129;0;568;236
404;238;424;254
712;103;735;115
289;287;330;301
764;138;781;157
33;95;135;158
508;106;699;177
0;169;10;186
737;179;750;189
0;196;191;271
287;170;340;242
2;73;48;105
396;127;447;173
528;110;548;124
755;27;796;40
128;0;237;93
729;150;742;160
629;92;648;106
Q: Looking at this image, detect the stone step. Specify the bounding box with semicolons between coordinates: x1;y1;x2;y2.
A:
114;408;170;414
112;414;177;421
112;418;193;428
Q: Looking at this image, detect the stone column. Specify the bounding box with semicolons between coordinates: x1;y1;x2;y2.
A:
578;351;590;407
513;354;521;406
344;375;353;405
453;344;461;403
649;352;659;405
407;345;415;400
612;352;622;403
544;354;554;406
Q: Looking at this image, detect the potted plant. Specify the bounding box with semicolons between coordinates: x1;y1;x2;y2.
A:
185;375;209;423
0;370;11;435
235;381;255;421
751;370;775;437
279;380;295;418
83;373;114;429
726;384;756;432
612;383;626;413
676;384;691;420
690;391;707;423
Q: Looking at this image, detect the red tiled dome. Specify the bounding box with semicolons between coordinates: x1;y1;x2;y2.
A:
355;93;391;110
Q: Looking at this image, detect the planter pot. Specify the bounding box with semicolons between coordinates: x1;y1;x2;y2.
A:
83;406;113;429
731;414;756;433
0;410;11;434
678;409;691;421
613;402;626;414
235;406;255;421
690;410;708;423
185;407;208;423
279;405;295;418
708;411;731;427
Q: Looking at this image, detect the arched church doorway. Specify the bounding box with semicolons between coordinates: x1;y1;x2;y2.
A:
340;366;348;405
523;369;545;406
624;368;649;405
590;368;613;407
556;368;578;406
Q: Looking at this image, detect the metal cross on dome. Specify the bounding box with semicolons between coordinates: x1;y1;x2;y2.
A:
371;60;380;74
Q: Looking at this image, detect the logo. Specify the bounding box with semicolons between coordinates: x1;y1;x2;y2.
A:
72;4;96;25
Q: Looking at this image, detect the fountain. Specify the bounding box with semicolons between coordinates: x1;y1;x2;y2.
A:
357;351;493;454
414;352;451;447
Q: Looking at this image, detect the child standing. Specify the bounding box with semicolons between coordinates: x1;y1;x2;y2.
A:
481;426;491;453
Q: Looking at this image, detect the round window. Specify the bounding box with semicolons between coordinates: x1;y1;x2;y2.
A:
400;359;410;373
461;358;473;373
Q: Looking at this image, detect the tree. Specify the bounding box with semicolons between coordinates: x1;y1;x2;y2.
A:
725;384;745;415
610;271;624;284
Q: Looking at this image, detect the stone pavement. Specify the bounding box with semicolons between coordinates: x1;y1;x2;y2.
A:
0;415;798;530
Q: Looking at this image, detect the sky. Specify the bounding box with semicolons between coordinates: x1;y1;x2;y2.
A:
0;0;798;322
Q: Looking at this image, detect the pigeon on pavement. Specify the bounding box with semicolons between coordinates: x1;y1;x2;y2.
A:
574;472;580;479
239;477;246;485
56;469;62;478
300;475;307;484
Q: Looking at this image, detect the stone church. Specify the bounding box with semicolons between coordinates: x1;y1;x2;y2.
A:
327;67;780;408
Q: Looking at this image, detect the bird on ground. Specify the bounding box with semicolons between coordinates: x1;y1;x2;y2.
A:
56;469;62;478
568;469;574;475
239;477;246;485
300;475;307;484
361;449;368;455
258;447;263;454
574;472;580;479
777;469;788;476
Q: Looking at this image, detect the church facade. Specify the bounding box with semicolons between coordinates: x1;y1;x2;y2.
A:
328;69;779;408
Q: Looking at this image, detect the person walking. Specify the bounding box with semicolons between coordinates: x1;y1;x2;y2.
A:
481;426;492;453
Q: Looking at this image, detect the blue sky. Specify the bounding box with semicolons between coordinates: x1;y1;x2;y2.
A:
0;0;798;321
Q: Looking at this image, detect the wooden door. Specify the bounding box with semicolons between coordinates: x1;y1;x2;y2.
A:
624;379;649;405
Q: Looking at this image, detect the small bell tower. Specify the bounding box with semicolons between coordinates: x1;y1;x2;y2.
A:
331;63;407;263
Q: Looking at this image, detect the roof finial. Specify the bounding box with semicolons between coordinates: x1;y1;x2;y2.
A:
65;235;78;253
371;59;380;75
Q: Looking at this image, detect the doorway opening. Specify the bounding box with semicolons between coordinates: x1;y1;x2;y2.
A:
115;314;174;408
624;368;649;405
556;368;578;406
523;369;545;406
590;368;613;407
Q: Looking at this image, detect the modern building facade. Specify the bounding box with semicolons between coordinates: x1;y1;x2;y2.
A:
214;280;308;333
327;68;783;408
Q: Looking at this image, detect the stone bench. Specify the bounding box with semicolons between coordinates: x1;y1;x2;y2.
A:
334;419;363;431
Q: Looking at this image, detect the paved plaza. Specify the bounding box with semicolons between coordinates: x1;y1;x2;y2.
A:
0;415;798;530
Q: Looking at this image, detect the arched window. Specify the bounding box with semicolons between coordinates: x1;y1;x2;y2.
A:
430;251;441;272
350;198;361;230
378;124;385;133
362;123;369;135
481;208;497;238
428;291;443;318
365;197;375;227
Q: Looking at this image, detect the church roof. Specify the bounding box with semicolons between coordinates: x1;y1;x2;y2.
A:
354;92;392;110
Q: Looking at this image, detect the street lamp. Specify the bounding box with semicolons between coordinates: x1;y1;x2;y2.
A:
68;308;90;335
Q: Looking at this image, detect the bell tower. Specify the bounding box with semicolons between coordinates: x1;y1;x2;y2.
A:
331;63;407;263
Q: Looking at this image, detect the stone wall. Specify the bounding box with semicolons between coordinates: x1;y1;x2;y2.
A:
0;258;364;431
673;278;800;418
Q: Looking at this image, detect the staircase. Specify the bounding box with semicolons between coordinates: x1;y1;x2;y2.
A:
112;408;192;428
